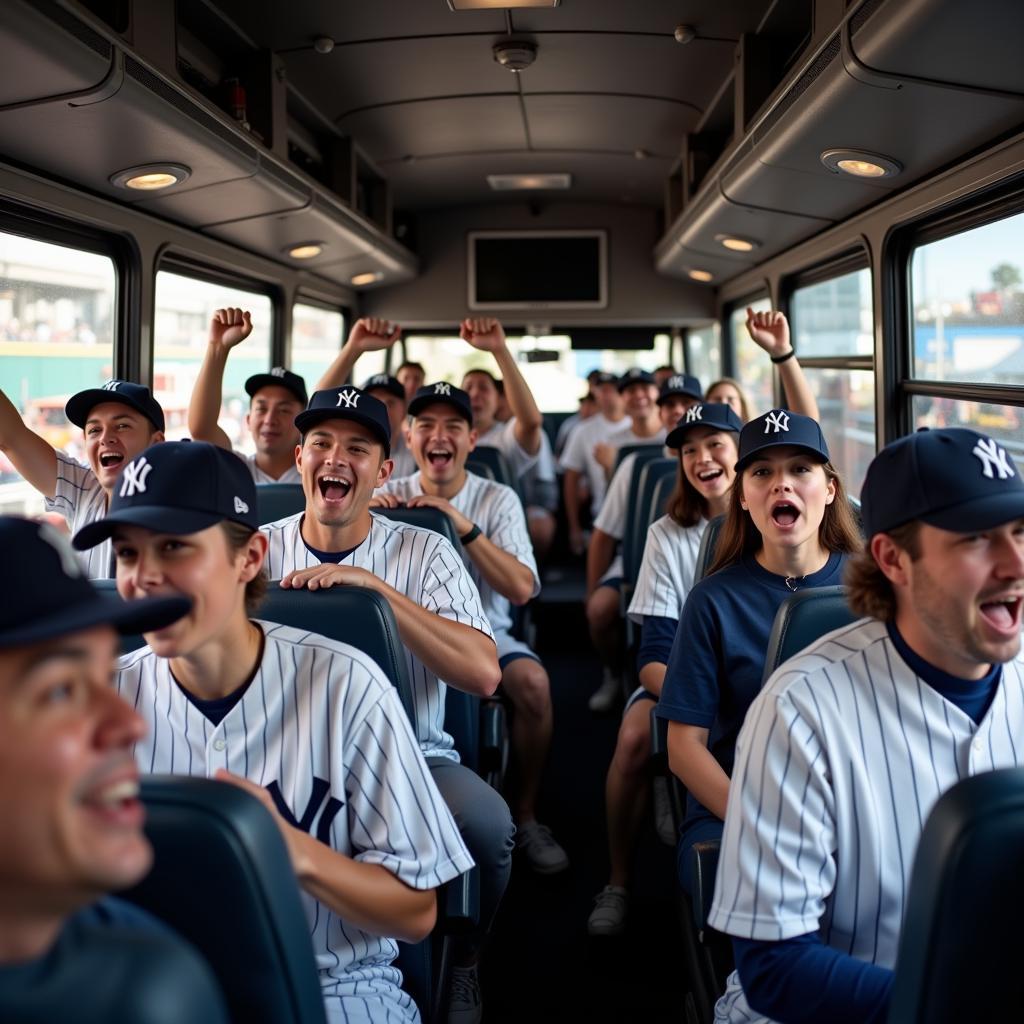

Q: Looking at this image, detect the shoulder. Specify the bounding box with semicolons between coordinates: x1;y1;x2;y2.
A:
117;645;157;673
259;510;302;534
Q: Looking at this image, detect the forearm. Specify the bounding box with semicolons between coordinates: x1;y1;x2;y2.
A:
491;346;542;449
188;346;233;449
563;470;583;532
464;534;535;605
315;341;361;391
733;934;893;1024
0;389;57;495
292;831;436;943
370;578;500;695
779;358;819;421
667;723;730;818
586;529;617;594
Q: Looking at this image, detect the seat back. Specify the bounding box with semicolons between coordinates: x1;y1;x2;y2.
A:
762;586;857;683
613;442;662;474
122;776;328;1024
888;768;1024;1023
648;467;676;527
623;457;676;585
376;506;461;548
468;444;521;498
256;483;306;524
693;514;725;583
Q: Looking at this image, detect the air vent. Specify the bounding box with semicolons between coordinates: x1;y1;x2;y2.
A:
32;0;111;59
487;173;571;191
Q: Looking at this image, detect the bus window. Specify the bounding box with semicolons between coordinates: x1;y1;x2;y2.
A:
290;302;353;384
791;267;875;495
912;212;1024;388
729;297;773;416
154;271;272;454
686;323;721;390
0;231;116;515
913;396;1023;471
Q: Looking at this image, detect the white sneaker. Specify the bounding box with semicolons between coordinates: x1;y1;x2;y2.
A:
447;963;482;1024
588;670;621;712
587;885;629;936
652;775;678;847
516;821;569;874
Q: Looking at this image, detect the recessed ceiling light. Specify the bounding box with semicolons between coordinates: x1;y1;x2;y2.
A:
820;149;902;179
688;269;714;282
286;242;325;259
448;0;558;9
487;173;571;191
109;163;191;191
351;271;383;286
715;234;760;253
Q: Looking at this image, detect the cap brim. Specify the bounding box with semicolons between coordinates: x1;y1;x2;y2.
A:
293;408;391;454
245;375;307;405
658;389;703;405
407;396;472;425
65;389;161;431
920;490;1024;534
666;420;740;450
0;591;190;649
734;442;828;473
73;506;225;550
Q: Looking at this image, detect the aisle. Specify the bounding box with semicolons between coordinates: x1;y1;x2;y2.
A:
481;600;687;1022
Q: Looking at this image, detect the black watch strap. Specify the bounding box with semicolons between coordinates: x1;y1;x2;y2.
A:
460;523;482;545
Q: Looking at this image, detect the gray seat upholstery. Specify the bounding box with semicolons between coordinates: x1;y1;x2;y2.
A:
256;483;305;524
762;586;856;683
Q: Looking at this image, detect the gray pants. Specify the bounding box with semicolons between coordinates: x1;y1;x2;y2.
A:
428;759;515;950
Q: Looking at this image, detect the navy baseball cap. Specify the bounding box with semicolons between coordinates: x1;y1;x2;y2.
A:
617;368;657;393
861;428;1024;538
66;380;165;433
294;386;392;455
361;373;406;402
591;371;618;387
73;441;259;551
0;517;189;648
666;402;743;449
735;409;830;472
245;367;307;406
658;373;703;404
408;382;474;426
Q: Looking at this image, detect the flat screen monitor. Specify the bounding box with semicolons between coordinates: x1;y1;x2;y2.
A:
468;230;607;310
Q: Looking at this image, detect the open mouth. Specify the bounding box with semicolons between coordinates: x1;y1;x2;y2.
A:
99;452;124;470
979;595;1023;634
82;776;144;825
318;475;352;502
696;467;724;485
427;448;454;468
770;501;800;527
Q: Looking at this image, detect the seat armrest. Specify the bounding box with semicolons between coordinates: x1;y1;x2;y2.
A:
691;840;721;939
441;867;479;935
651;706;669;762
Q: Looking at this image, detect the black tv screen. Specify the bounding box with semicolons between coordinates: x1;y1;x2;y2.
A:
469;231;607;309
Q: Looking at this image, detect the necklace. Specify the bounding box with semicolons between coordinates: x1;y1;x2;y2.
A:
784;574;806;592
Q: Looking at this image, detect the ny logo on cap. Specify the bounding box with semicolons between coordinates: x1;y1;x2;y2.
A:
972;438;1016;480
763;411;790;434
685;405;703;423
668;376;687;391
368;374;388;385
234;496;250;514
336;389;360;409
270;367;286;377
38;523;83;578
435;383;452;396
101;379;122;392
119;456;152;498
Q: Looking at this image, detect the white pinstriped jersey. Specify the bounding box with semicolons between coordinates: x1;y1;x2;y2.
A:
260;512;494;761
242;451;301;485
627;514;707;624
116;621;474;1024
389;436;416;480
44;449;111;578
558;414;632;515
476;419;539;480
708;617;1024;1024
378;471;540;638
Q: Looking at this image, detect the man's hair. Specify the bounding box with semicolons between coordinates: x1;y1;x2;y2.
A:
463;368;501;391
704;377;752;423
220;521;267;613
397;361;425;375
844;520;922;621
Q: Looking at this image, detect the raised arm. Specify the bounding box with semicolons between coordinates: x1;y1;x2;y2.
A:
0;387;58;496
460;318;543;455
188;308;253;450
316;318;401;391
746;309;819;420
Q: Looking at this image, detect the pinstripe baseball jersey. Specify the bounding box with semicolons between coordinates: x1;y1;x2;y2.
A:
558;414;633;515
390;436;416;479
476;419;539;479
242;451;301;485
116;620;474;1024
261;511;494;761
478;419;558;511
627;514;707;624
378;471;540;638
43;449;111;578
708;616;1024;1024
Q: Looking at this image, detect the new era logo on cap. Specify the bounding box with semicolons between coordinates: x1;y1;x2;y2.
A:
234;496;249;514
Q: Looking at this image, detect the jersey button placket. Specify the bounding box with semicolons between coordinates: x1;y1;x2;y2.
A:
213;737;227;752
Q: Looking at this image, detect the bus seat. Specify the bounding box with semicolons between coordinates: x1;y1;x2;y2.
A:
888;768;1024;1023
0;911;230;1024
693;515;725;583
613;442;664;474
650;707;686;839
465;459;497;483
256;483;306;524
467;445;521;499
761;586;856;683
121;776;328;1024
648;467;676;527
623;457;676;587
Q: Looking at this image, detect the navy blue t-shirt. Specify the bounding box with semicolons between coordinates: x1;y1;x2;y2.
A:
656;550;847;824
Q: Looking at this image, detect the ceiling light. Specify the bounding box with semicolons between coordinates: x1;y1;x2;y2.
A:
487;173;571;191
820;149;902;178
493;41;537;72
688;269;714;282
673;24;696;44
351;271;383;286
109;163;191;191
449;0;558;9
286;242;324;259
715;234;760;253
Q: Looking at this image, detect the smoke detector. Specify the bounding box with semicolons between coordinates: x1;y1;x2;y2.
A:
493;40;537;72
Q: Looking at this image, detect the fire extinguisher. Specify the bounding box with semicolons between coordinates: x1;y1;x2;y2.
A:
226;78;249;132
